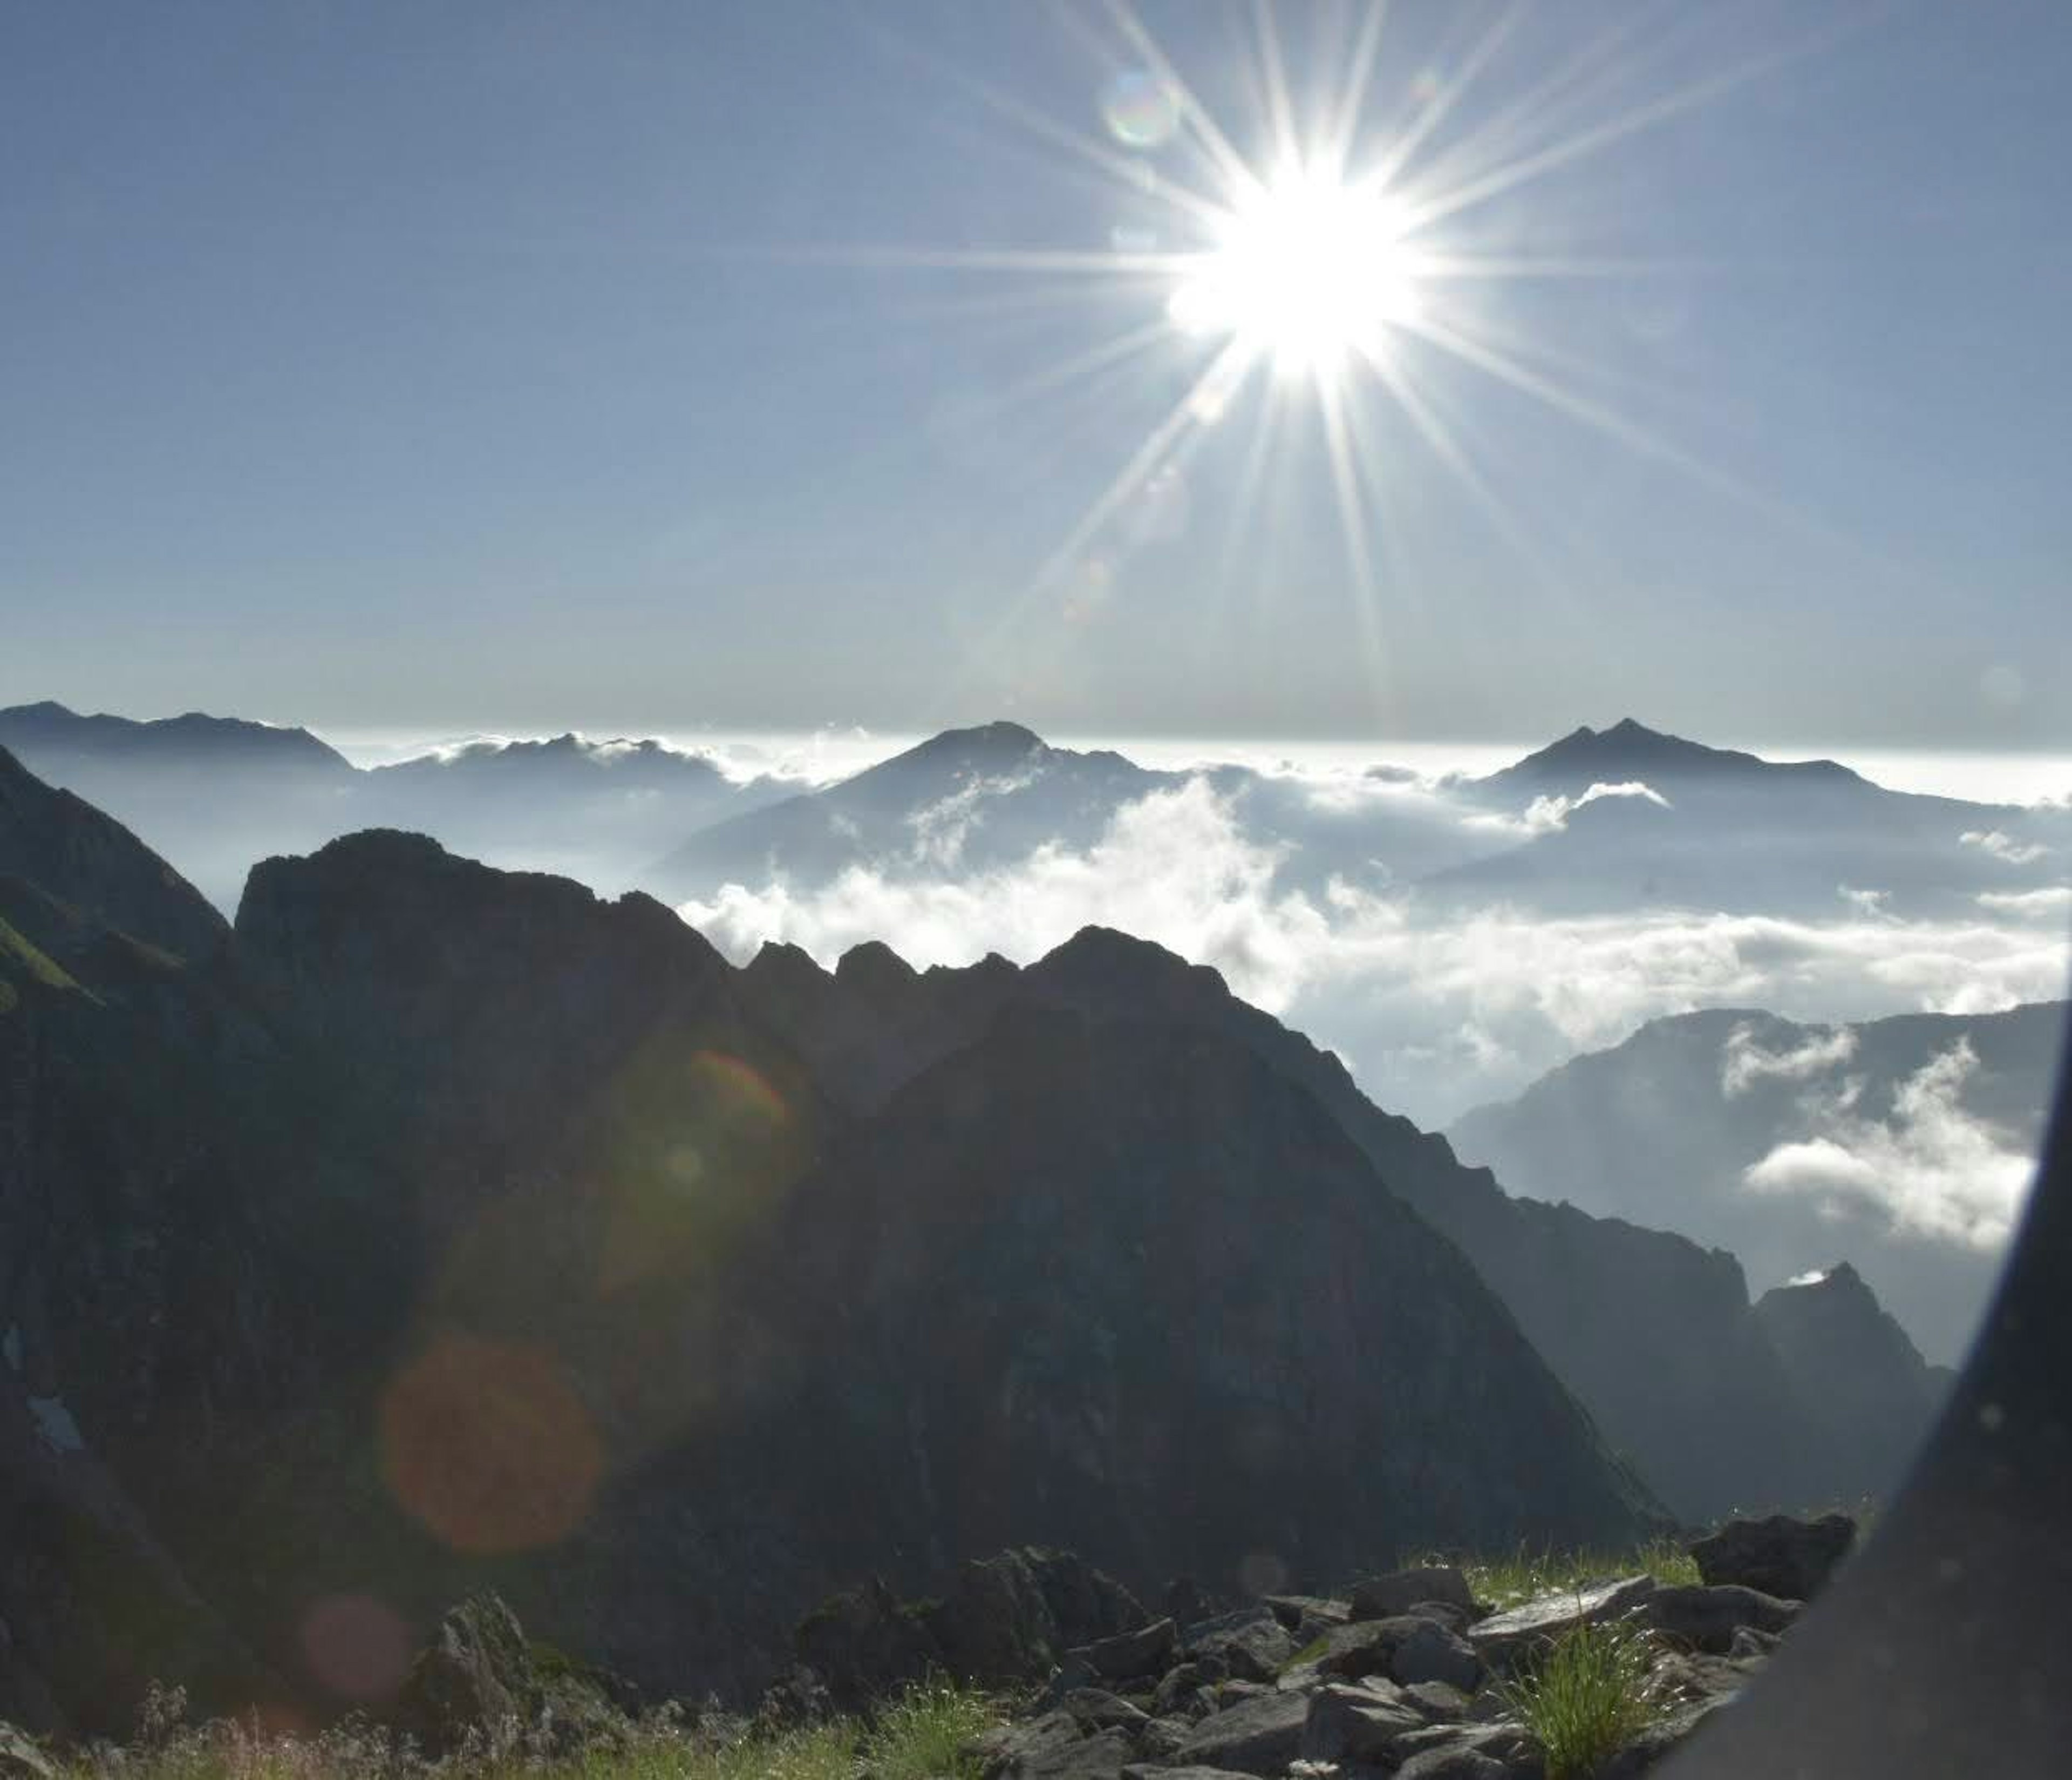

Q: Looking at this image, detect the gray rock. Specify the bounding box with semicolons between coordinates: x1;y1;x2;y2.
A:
1395;1751;1511;1780
1138;1716;1192;1758
1183;1605;1280;1650
1687;1513;1856;1603
1595;1696;1729;1778
1387;1620;1483;1691
974;1711;1084;1780
1728;1625;1782;1661
1072;1618;1178;1685
1009;1727;1135;1780
1401;1681;1471;1722
932;1551;1148;1689
1467;1576;1659;1668
1264;1594;1351;1632
1301;1682;1424;1763
1351;1566;1477;1620
795;1577;937;1711
0;1726;54;1780
1172;1688;1311;1776
1061;1690;1153;1735
1152;1664;1212;1718
1638;1585;1798;1654
1191;1617;1293;1683
1124;1768;1261;1780
393;1593;536;1758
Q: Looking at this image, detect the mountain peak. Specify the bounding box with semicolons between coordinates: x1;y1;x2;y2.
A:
1481;719;1863;796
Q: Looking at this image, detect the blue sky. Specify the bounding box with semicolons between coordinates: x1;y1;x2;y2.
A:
4;1;2068;746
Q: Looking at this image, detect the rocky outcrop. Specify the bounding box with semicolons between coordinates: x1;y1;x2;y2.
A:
393;1594;633;1758
1689;1512;1856;1601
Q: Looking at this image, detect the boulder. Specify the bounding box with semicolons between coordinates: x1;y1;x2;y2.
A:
1070;1618;1177;1684
1263;1595;1350;1632
394;1594;534;1758
1188;1617;1292;1683
1301;1682;1424;1763
1061;1690;1151;1736
1596;1696;1729;1778
1467;1576;1658;1669
1394;1747;1512;1779
1402;1681;1471;1722
1637;1585;1799;1654
795;1578;938;1711
1171;1689;1310;1776
0;1725;54;1780
1003;1727;1135;1780
1152;1664;1214;1718
1387;1620;1483;1691
1390;1723;1535;1774
1687;1513;1856;1603
932;1551;1146;1688
1350;1566;1477;1621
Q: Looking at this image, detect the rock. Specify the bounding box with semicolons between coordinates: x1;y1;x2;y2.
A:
1189;1617;1292;1683
1351;1566;1477;1621
1394;1747;1512;1780
1124;1768;1260;1780
1062;1691;1151;1736
1071;1618;1178;1684
1401;1681;1471;1721
1301;1682;1424;1763
1171;1688;1311;1776
1638;1585;1799;1654
394;1594;535;1758
755;1666;835;1729
1164;1580;1216;1627
1595;1696;1728;1778
974;1710;1082;1780
934;1551;1147;1688
1263;1595;1351;1632
1183;1605;1279;1650
1138;1716;1191;1758
795;1577;938;1711
1687;1512;1856;1602
1008;1727;1135;1780
0;1726;54;1780
1728;1625;1782;1661
1467;1576;1659;1669
1152;1663;1213;1718
1387;1620;1483;1691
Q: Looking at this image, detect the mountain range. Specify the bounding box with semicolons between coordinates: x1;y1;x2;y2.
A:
0;738;1962;1737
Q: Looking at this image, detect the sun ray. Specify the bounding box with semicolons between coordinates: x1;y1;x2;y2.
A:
1101;0;1264;203
1322;1;1391;175
1250;0;1303;173
1360;0;1528;196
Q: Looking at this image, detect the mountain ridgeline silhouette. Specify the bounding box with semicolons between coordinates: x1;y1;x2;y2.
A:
0;718;2023;1734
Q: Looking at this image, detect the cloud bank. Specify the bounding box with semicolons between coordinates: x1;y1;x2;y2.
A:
1743;1040;2035;1249
680;778;2069;1126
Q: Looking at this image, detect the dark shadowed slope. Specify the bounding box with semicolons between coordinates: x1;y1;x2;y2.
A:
736;926;1948;1521
0;743;228;962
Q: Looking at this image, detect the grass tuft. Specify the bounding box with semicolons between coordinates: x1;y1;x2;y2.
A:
861;1677;1000;1780
1494;1615;1673;1780
1456;1537;1698;1610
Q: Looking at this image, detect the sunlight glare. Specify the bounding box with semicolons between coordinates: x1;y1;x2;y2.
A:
1169;168;1426;377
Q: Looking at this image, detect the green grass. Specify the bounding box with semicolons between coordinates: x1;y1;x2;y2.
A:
1492;1616;1674;1780
1457;1536;1699;1611
51;1677;1003;1780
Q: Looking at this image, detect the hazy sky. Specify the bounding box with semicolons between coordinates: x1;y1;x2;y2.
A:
4;2;2068;746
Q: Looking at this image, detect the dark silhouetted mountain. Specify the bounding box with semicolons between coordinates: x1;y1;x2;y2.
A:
1754;1263;1943;1489
0;743;227;963
1448;1002;2066;1362
731;926;1943;1523
645;721;1177;901
4;786;1667;1731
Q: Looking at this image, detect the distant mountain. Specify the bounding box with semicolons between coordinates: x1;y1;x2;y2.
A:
1474;717;1868;799
1431;717;2066;922
645;721;1178;901
1448;1001;2065;1363
0;699;352;776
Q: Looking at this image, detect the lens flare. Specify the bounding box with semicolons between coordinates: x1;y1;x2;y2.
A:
1101;70;1182;149
379;1333;603;1555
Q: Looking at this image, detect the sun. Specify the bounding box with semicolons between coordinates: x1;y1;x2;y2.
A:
1168;168;1428;378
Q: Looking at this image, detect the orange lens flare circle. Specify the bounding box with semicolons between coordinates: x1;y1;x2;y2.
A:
379;1333;603;1555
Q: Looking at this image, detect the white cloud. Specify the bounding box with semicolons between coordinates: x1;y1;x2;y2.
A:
1837;885;1891;918
678;779;2069;1128
1742;1041;2036;1249
1961;828;2052;866
1463;779;1672;839
1977;886;2072;918
1721;1021;1860;1097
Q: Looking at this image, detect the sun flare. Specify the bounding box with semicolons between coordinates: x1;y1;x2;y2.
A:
1169;169;1426;377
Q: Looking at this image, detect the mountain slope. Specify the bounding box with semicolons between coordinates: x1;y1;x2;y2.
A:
645;721;1176;901
1448;1001;2066;1362
735;927;1945;1520
0;743;228;962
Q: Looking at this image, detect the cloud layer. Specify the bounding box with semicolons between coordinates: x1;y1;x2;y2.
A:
681;777;2069;1126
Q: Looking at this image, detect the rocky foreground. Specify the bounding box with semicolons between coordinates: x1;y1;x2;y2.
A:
0;1514;1854;1780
